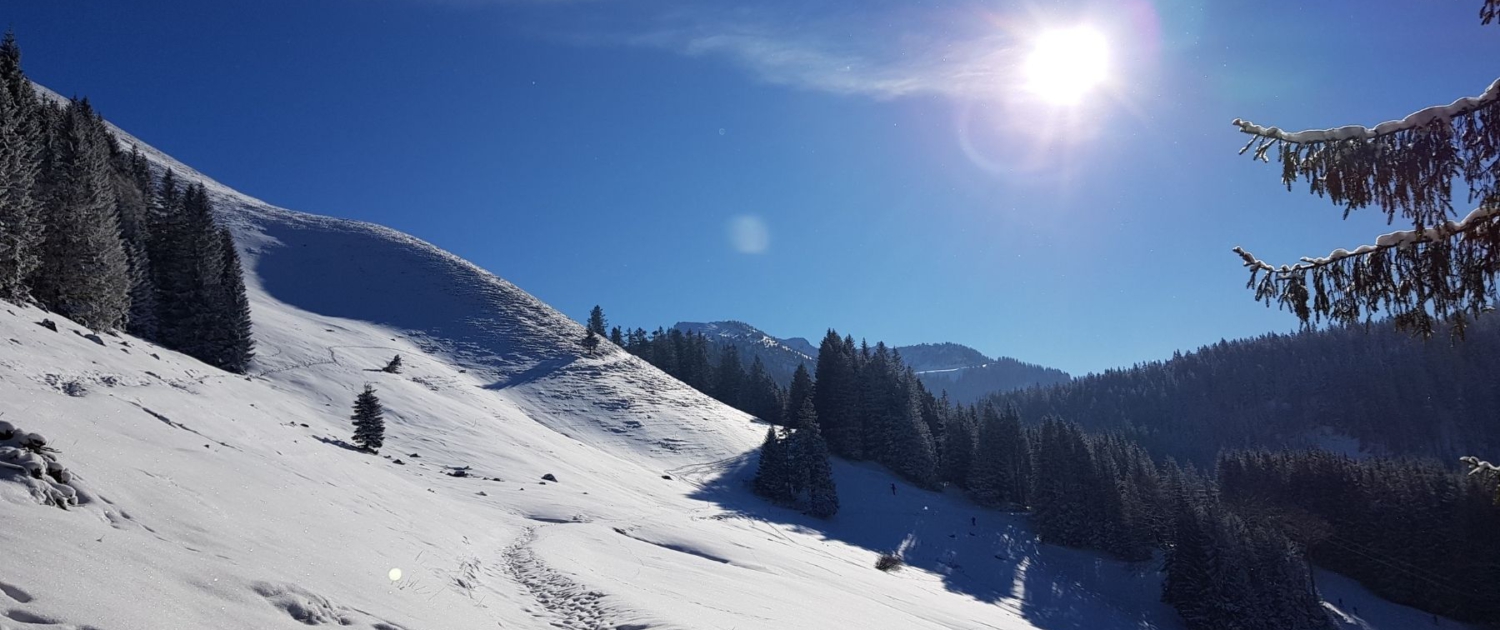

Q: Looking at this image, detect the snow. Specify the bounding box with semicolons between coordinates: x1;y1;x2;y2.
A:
1234;77;1500;143
1236;203;1500;275
0;105;1473;630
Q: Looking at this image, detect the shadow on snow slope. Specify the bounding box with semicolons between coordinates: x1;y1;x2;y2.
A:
253;218;579;386
686;454;1178;630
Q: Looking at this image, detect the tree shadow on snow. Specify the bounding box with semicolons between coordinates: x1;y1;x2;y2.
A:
687;455;1176;630
313;435;369;454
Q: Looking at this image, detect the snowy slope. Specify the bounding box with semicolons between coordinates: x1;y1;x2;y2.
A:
0;110;1461;630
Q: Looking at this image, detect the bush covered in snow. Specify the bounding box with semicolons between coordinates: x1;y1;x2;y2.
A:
0;422;79;509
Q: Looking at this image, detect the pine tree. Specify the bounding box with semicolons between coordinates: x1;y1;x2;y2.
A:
798;403;840;518
858;343;896;464
609;326;623;347
116;148;158;340
941;403;977;488
784;363;814;427
885;378;939;488
350;385;385;452
210;229;254;373
745;356;785;425
972;405;1008;507
383;354;403;374
30;100;131;330
0;32;44;302
813;330;862;458
714;343;744;408
753;427;792;503
582;328;601;355
586;305;607;336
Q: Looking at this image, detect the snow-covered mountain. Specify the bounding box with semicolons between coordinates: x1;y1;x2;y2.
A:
0;105;1448;630
894;343;1070;404
897;342;994;373
673;320;816;385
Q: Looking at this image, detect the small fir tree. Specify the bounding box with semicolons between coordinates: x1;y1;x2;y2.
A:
753;427;792;502
350;385;385;452
586;305;607;336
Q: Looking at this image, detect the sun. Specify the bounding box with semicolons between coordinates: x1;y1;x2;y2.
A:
1023;26;1109;105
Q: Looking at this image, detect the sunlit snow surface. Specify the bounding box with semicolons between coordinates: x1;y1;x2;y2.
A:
0;110;1469;630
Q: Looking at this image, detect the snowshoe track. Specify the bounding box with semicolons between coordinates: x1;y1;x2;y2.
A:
503;527;614;630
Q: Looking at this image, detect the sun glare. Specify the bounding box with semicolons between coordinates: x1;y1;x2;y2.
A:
1024;26;1109;105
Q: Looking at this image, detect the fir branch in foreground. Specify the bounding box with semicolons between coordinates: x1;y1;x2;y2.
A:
1232;201;1500;338
1232;78;1499;230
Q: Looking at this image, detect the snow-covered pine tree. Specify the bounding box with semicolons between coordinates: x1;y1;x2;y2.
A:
586;305;607;336
1230;1;1500;488
30;100;131;330
0;32;44;302
116;148;158;340
212;229;254;373
581;328;601;355
147;170;191;347
350;385;385;452
382;354;403;374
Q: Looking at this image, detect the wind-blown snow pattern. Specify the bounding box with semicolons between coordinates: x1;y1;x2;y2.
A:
0;107;1464;630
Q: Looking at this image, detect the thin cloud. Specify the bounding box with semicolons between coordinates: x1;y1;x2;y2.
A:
621;7;1025;101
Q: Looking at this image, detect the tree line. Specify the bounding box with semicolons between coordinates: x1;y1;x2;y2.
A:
0;34;253;372
992;319;1500;465
591;311;1500;626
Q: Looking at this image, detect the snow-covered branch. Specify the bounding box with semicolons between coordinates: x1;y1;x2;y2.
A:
1460;456;1499;476
1233;78;1500;144
1235;204;1500;276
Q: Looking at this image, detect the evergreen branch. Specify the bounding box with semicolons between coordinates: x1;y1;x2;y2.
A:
1460;456;1499;475
1234;201;1500;337
1485;0;1499;24
1233;78;1500;144
1234;203;1500;276
1231;79;1500;233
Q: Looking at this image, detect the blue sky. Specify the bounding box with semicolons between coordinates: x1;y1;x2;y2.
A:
8;0;1497;374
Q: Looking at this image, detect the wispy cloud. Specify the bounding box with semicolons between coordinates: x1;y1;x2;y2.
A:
621;6;1026;101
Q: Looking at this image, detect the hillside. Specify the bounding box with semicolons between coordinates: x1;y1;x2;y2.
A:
0;95;1459;630
895;344;1071;405
0;113;1190;630
993;322;1500;464
897;342;992;372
